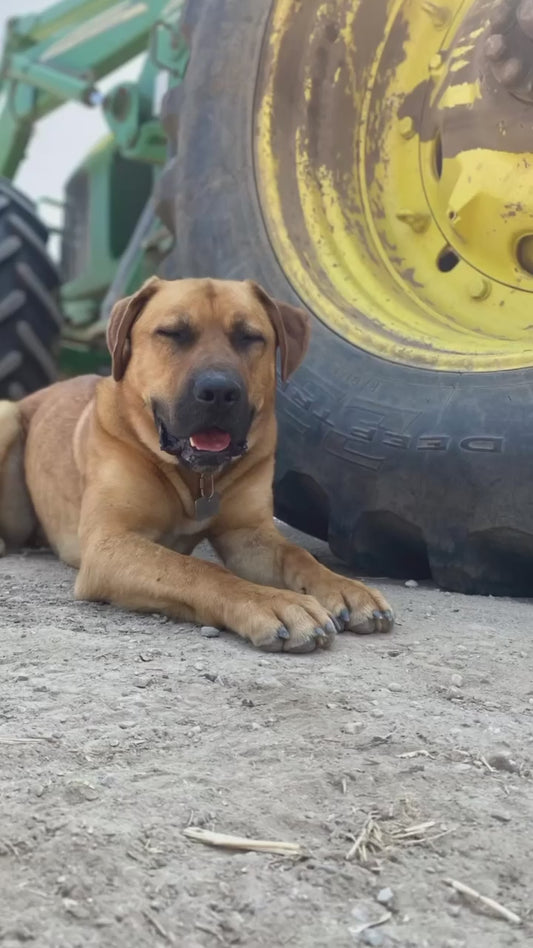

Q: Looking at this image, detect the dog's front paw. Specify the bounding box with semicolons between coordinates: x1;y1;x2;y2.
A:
230;589;338;654
310;577;394;635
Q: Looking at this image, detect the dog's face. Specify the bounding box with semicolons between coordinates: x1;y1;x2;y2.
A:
106;277;310;472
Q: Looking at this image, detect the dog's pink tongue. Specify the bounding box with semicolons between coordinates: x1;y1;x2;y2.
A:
190;429;231;452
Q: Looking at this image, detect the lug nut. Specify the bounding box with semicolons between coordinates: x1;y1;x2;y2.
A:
490;0;514;31
398;116;415;139
485;33;506;62
518;0;533;40
500;57;524;87
468;277;491;300
429;52;444;73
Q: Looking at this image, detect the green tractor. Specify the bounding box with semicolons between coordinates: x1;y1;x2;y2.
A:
2;0;533;596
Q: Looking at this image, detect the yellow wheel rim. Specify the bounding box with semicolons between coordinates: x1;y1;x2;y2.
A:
255;0;533;371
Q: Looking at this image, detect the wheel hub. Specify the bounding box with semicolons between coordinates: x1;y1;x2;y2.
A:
255;0;533;370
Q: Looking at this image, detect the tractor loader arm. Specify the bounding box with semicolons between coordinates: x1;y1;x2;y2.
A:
0;0;186;179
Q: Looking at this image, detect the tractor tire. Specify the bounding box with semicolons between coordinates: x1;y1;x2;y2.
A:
162;0;533;596
0;179;62;399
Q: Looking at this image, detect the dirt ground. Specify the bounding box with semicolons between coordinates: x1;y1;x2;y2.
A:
1;524;532;948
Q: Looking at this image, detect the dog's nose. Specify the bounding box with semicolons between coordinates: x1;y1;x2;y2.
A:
192;370;243;408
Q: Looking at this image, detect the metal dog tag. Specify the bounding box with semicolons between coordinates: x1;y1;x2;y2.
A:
195;491;220;520
195;474;220;520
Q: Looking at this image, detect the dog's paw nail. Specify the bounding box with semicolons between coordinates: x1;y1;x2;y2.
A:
338;608;350;624
277;625;290;640
325;619;338;635
384;609;394;621
314;626;327;638
372;609;382;619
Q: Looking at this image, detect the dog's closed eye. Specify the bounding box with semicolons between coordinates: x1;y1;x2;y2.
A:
155;321;197;347
230;321;266;351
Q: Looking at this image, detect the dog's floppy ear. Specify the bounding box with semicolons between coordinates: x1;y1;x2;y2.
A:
106;276;161;381
248;281;311;381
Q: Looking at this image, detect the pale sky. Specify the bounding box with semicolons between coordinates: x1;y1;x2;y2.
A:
1;0;140;205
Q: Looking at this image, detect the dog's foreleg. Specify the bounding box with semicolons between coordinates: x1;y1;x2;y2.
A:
211;521;394;634
75;525;336;653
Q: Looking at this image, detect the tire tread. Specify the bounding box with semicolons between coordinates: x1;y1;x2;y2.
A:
0;178;61;398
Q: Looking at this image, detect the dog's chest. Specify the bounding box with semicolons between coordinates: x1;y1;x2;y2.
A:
162;515;213;553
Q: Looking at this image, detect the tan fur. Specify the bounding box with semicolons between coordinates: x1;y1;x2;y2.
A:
0;401;35;551
0;278;393;652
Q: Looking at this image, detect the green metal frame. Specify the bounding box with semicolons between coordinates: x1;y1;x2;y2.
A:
0;0;188;373
0;0;188;177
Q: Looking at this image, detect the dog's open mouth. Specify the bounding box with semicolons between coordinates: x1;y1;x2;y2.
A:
155;417;248;471
189;429;232;453
179;427;248;470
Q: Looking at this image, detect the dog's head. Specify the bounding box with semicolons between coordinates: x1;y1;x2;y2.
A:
106;277;310;471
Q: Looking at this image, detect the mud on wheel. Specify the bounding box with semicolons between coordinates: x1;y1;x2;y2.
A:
0;178;61;399
160;0;533;596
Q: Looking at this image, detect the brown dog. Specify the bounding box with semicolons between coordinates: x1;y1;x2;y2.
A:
0;277;393;652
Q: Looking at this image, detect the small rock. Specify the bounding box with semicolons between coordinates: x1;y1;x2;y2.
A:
450;673;464;688
448;686;463;700
376;886;394;907
342;722;363;735
99;774;115;787
64;780;99;803
221;911;244;937
404;579;418;588
201;626;220;638
63;898;91;920
134;677;153;689
254;675;281;688
362;930;385;947
387;682;402;693
371;708;384;719
447;904;460;917
487;752;520;774
491;810;512;823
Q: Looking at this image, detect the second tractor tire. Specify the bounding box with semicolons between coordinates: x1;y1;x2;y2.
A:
0;179;62;400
